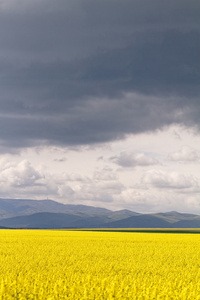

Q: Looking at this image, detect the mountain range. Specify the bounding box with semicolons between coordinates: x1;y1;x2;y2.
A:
0;198;200;229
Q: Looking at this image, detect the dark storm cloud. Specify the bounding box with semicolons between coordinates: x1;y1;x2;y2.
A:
0;0;199;150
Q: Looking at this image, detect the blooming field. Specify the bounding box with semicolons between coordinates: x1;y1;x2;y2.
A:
0;230;200;299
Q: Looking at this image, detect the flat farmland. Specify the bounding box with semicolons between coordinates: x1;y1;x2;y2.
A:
1;230;200;299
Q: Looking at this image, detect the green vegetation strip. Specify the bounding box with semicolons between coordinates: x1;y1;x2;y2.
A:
74;228;200;234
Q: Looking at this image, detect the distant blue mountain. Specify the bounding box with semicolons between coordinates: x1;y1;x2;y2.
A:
0;198;199;229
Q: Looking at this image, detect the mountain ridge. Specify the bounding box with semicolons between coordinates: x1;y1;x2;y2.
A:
0;198;199;229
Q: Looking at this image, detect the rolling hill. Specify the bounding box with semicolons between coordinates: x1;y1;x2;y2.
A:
0;212;108;229
0;198;199;229
0;198;111;219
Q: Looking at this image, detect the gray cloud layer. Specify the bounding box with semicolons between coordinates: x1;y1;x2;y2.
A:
0;0;199;150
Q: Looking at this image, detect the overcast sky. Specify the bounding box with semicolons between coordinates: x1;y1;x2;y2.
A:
0;0;200;213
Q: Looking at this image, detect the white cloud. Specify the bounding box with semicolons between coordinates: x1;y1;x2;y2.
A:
0;124;200;213
0;158;124;205
0;159;42;188
0;159;47;199
57;185;74;198
110;151;160;168
93;166;117;181
168;146;200;162
115;186;200;214
69;169;124;204
142;169;200;190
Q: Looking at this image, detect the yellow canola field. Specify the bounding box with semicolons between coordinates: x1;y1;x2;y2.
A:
0;230;200;299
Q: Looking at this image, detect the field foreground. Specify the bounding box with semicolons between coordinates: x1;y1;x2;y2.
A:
0;230;200;299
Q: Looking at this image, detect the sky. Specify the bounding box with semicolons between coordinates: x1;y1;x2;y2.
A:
0;0;200;213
